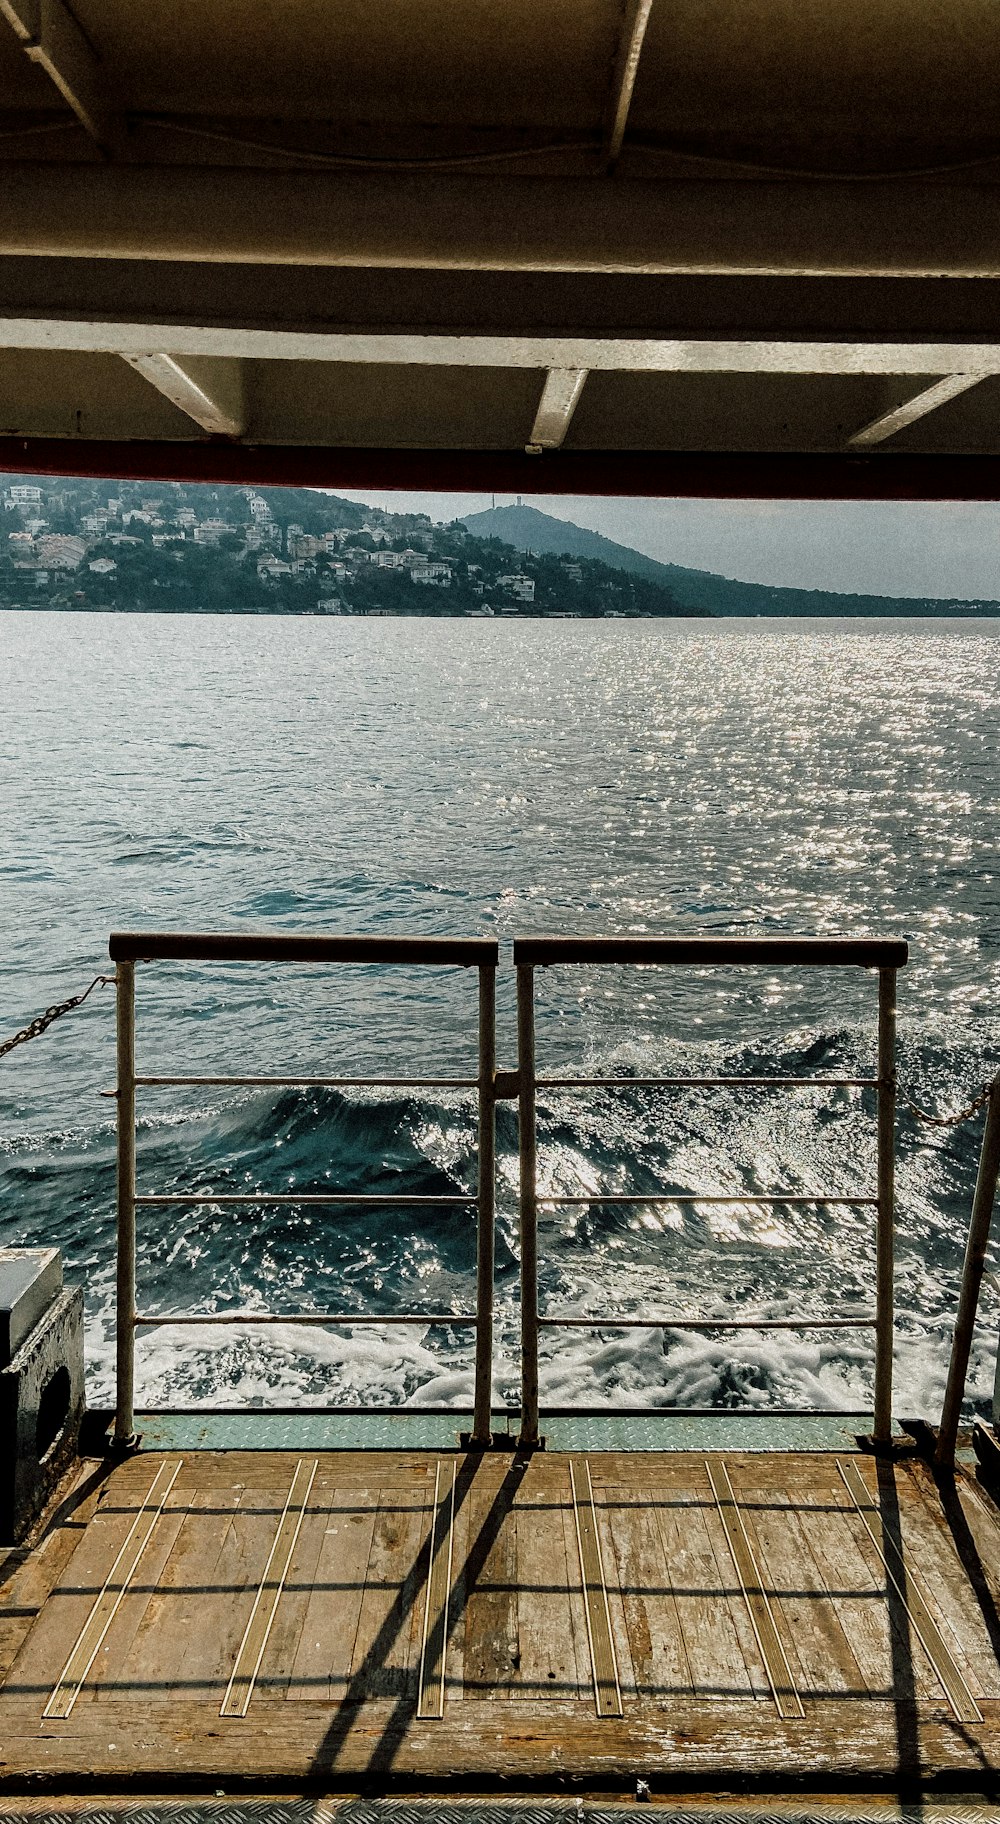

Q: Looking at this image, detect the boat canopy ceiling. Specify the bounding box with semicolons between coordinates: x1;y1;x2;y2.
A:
3;0;1000;494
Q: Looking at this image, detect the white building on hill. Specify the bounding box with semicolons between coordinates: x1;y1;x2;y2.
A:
498;572;535;602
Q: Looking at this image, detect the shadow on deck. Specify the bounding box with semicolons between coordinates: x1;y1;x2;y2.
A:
4;1440;1000;1797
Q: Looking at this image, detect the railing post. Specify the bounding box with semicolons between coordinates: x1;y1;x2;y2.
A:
471;962;497;1445
114;959;137;1446
517;962;539;1447
937;1075;1000;1470
874;965;897;1444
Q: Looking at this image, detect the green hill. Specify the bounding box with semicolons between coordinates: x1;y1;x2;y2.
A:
460;503;1000;617
0;476;694;617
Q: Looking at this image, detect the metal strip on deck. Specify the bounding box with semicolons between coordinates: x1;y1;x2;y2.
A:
417;1459;457;1719
836;1457;983;1723
220;1457;318;1718
569;1458;623;1717
706;1457;805;1720
42;1460;183;1720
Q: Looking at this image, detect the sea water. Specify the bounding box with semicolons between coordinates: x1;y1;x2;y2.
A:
1;610;998;1418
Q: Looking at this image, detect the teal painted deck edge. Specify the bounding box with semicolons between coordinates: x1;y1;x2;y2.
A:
132;1409;877;1453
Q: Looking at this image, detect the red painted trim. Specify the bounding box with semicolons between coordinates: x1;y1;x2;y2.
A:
3;438;1000;499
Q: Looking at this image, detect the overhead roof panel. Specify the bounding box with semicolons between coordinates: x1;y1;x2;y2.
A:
0;349;202;439
248;360;544;448
0;28;62;112
630;0;1000;156
67;0;618;126
563;370;945;453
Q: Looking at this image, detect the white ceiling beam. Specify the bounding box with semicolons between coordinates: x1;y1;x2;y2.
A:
119;353;245;436
6;321;1000;378
0;0;117;153
848;373;986;447
9;169;1000;278
604;0;655;169
525;367;589;451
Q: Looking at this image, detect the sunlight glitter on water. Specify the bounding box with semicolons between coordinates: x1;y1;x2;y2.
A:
0;612;998;1415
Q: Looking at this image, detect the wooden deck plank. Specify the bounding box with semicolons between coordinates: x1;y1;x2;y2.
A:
2;1695;1000;1785
6;1462;181;1711
3;1481;156;1700
942;1474;1000;1660
416;1460;457;1719
705;1459;804;1719
590;1453;861;1489
106;1483;282;1704
43;1460;183;1720
513;1481;588;1703
73;1492;188;1697
651;1475;766;1699
836;1465;961;1704
247;1496;329;1702
569;1458;623;1717
348;1486;431;1702
791;1478;940;1701
166;1453;439;1491
7;1443;1000;1792
460;1470;520;1701
893;1464;1000;1697
97;1483;242;1701
597;1483;694;1701
221;1459;318;1717
286;1488;378;1701
739;1485;867;1697
838;1458;982;1723
0;1466;108;1687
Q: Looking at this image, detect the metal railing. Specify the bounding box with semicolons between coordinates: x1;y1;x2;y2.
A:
513;935;908;1448
110;928;911;1451
109;931;499;1448
936;1071;1000;1469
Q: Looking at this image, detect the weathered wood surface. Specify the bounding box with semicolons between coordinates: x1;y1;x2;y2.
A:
1;1696;1000;1783
3;1446;1000;1789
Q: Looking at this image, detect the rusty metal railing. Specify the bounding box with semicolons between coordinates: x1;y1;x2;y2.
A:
512;935;907;1449
110;928;913;1452
109;931;499;1448
936;1072;1000;1469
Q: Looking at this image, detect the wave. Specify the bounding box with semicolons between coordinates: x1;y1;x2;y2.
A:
2;1019;997;1419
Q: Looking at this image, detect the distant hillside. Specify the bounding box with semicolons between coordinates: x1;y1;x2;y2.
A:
461;503;1000;617
0;477;696;618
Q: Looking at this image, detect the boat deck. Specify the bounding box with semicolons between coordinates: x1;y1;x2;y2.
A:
4;1446;1000;1792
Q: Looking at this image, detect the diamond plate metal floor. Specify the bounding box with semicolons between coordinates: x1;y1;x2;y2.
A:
3;1807;1000;1824
130;1410;877;1454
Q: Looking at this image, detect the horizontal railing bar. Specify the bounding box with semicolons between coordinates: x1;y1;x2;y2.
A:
540;1193;878;1206
109;930;499;966
134;1075;480;1089
538;1315;876;1330
513;936;908;968
536;1075;878;1089
134;1193;476;1206
134;1311;477;1327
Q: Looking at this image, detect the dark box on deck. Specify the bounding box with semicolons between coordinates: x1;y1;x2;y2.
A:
0;1248;85;1542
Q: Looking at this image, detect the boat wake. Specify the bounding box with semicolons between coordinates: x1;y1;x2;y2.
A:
1;1019;996;1420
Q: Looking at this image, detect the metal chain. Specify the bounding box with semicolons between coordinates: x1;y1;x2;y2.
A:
0;967;994;1137
0;975;115;1062
899;1080;994;1128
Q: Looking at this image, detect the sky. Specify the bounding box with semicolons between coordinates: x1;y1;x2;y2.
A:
328;492;1000;601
